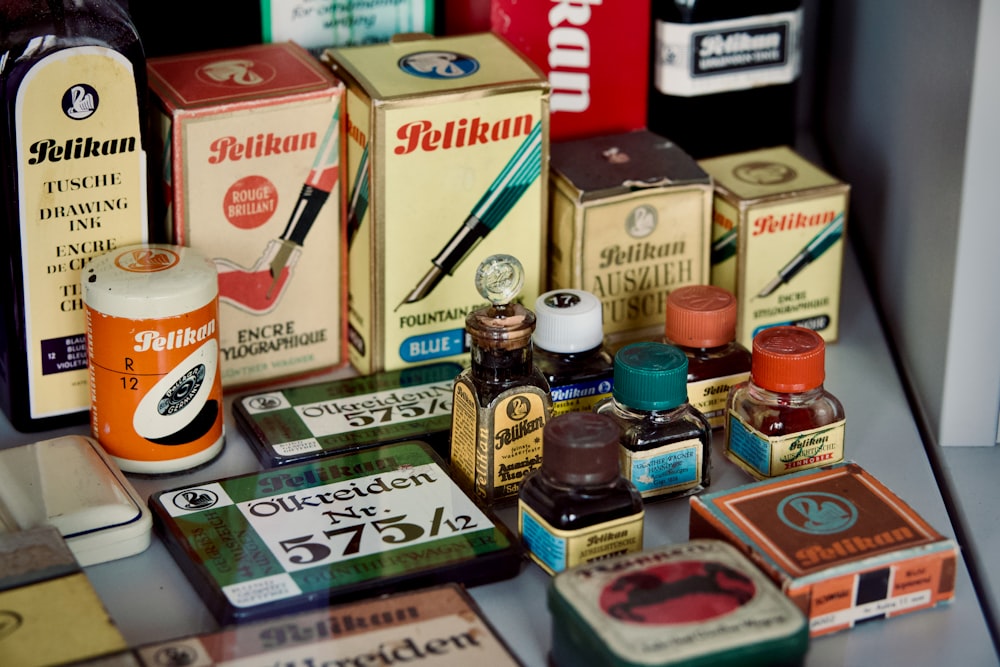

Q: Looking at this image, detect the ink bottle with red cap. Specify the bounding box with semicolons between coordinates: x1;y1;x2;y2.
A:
518;412;644;575
450;254;551;509
533;289;614;416
725;325;845;480
595;341;711;502
664;285;751;429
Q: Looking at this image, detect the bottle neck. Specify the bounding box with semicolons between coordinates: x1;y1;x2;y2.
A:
471;340;534;385
747;381;825;406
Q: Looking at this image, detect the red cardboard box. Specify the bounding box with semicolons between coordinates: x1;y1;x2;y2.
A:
491;0;650;141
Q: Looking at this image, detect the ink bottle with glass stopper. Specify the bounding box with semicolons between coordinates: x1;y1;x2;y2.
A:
533;289;614;416
450;254;551;508
664;284;751;429
725;325;845;480
518;412;644;575
595;341;711;502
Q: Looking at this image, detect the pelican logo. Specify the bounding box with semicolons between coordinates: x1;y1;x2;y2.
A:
197;59;275;87
625;204;657;239
778;491;857;535
172;488;219;511
0;611;23;640
62;83;98;120
151;644;199;666
399;51;479;79
115;247;180;273
248;395;282;411
732;160;797;185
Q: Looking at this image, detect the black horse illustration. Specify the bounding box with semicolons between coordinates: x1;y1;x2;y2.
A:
607;562;756;622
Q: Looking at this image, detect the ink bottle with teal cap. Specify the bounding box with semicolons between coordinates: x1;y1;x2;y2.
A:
532;289;614;416
517;411;644;575
595;341;711;502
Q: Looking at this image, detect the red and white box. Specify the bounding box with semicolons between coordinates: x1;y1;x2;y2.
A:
491;0;650;142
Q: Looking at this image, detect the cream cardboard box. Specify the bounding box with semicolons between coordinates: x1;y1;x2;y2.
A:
324;33;549;374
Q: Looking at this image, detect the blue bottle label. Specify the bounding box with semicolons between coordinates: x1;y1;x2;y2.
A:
549;377;613;416
620;439;703;499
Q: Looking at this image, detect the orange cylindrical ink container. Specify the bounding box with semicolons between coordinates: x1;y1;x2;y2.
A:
724;325;845;480
83;244;224;474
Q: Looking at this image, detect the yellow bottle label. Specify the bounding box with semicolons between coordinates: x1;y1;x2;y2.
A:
688;371;750;429
518;502;644;575
726;411;846;479
16;46;147;418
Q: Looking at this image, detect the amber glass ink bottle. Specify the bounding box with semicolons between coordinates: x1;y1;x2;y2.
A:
450;254;552;508
518;412;644;575
647;0;804;158
725;325;845;480
595;341;711;502
533;289;614;416
0;0;151;431
664;284;751;429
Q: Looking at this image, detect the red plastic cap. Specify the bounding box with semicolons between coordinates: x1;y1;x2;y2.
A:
751;326;826;392
665;285;737;348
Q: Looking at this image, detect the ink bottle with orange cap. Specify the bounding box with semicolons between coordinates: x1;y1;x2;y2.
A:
533;289;614;416
725;325;845;480
450;254;552;508
594;341;711;502
517;412;644;575
664;285;751;429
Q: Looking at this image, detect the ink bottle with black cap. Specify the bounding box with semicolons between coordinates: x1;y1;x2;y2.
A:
595;341;711;502
533;289;614;416
450;254;551;508
664;284;751;429
518;411;644;575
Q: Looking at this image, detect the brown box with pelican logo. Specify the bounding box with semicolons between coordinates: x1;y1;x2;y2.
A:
689;461;959;637
548;129;713;349
321;33;549;375
698;146;850;347
147;41;347;389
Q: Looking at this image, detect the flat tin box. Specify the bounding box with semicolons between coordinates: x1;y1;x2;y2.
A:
548;539;809;667
149;441;522;624
690;461;958;636
234;361;462;467
697;146;850;347
548;129;713;346
323;33;549;375
133;583;524;666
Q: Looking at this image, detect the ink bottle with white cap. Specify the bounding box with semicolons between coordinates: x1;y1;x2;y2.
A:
725;325;845;480
664;284;751;429
450;254;552;508
595;341;711;502
518;411;644;575
533;289;614;416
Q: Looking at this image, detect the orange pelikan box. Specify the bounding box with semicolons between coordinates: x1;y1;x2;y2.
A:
147;42;347;389
690;461;958;637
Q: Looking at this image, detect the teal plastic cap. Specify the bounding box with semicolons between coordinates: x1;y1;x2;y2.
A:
612;342;688;411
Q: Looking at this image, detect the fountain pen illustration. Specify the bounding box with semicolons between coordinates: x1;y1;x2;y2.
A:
397;121;543;310
346;143;370;248
756;211;845;298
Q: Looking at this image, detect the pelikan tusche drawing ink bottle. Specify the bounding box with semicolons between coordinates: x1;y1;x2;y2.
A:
450;254;552;508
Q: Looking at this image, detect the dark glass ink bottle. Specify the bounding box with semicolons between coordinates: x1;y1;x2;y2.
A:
518;411;644;575
664;284;751;429
595;341;711;502
1;0;151;431
450;254;552;508
647;0;804;158
533;289;614;416
725;325;845;480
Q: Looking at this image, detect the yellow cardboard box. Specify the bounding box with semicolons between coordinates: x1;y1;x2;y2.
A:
699;146;850;347
324;33;549;374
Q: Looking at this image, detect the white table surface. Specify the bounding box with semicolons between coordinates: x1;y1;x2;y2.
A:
2;244;997;666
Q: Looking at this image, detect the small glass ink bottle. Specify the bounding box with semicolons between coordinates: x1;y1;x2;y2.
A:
595;341;711;502
664;285;751;429
518;412;644;575
450;254;552;508
533;289;614;416
725;325;845;480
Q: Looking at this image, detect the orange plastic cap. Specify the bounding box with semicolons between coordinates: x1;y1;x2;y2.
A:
665;285;737;348
751;326;825;392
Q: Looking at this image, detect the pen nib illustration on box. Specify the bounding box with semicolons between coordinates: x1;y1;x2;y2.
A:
211;60;342;315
